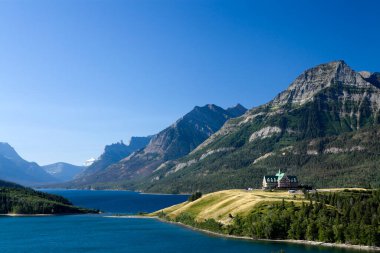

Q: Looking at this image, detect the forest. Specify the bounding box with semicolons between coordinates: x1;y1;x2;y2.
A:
0;183;97;214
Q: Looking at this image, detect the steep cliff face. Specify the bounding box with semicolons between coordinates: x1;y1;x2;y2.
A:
138;61;380;193
69;104;246;187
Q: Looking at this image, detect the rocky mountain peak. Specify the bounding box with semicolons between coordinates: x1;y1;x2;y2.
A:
272;60;372;106
192;104;220;113
207;104;217;110
226;103;247;117
144;104;235;156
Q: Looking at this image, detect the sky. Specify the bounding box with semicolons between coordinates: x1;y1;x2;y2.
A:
0;0;380;165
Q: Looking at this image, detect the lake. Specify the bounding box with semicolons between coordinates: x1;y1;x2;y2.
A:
0;189;364;253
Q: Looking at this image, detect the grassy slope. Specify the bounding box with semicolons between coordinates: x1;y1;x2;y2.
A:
151;188;369;224
151;189;306;224
150;188;380;248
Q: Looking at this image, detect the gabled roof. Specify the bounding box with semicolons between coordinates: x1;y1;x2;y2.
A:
263;174;298;181
263;175;278;183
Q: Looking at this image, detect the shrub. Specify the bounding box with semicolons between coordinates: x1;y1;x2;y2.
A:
188;192;202;201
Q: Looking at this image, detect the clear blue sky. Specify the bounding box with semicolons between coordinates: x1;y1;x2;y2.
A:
0;0;379;165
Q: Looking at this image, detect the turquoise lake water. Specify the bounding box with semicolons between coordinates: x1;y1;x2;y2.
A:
0;189;364;253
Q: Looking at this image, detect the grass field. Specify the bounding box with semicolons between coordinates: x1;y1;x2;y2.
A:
150;189;307;224
150;188;368;224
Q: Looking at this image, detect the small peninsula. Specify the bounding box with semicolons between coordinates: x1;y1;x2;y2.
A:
0;180;97;215
150;188;380;250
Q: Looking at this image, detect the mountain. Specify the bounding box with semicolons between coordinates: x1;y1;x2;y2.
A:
226;103;247;117
0;143;57;186
68;104;247;188
137;60;380;193
78;136;152;178
42;162;85;182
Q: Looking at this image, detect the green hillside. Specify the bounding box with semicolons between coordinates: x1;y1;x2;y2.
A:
0;180;97;214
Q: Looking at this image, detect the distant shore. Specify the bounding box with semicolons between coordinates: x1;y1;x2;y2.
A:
0;213;54;217
39;188;190;196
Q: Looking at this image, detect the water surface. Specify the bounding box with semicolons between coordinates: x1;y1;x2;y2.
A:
42;189;189;213
0;189;365;253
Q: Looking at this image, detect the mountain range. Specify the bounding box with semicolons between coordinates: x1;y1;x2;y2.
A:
64;60;380;193
63;104;247;188
0;142;89;186
137;60;380;193
3;60;380;193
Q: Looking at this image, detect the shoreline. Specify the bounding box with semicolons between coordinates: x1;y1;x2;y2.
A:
104;215;155;219
0;213;55;217
0;212;101;217
39;188;189;195
116;215;379;252
138;192;190;196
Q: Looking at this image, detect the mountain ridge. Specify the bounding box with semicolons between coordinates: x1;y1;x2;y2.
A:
64;104;247;188
78;136;152;178
42;162;85;182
